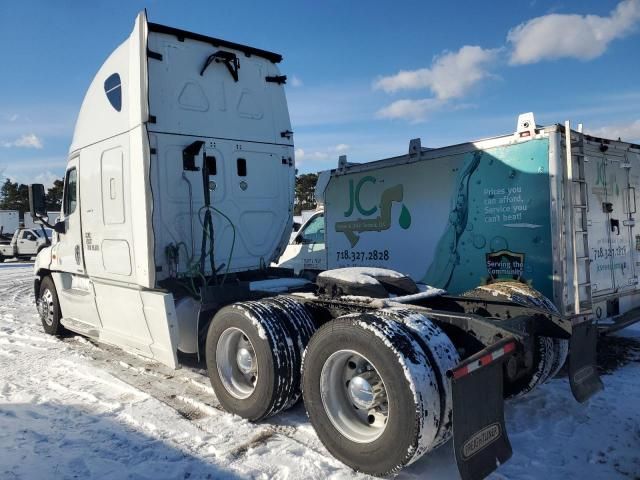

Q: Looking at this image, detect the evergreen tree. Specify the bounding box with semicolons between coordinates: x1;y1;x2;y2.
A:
294;173;318;215
0;179;28;211
46;179;64;211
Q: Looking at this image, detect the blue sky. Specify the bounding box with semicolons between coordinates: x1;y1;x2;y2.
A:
1;0;639;185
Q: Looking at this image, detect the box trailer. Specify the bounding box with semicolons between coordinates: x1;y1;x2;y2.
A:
28;13;604;480
0;210;19;237
280;114;640;332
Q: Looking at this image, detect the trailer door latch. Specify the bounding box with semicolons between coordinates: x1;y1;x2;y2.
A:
200;50;239;82
610;218;620;235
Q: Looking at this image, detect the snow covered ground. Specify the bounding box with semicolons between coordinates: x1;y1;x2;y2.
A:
1;262;638;479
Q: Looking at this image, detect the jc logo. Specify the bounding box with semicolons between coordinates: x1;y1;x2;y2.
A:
344;176;378;217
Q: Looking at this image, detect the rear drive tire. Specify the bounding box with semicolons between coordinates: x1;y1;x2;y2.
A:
302;313;442;476
376;307;460;448
205;300;307;421
38;276;66;336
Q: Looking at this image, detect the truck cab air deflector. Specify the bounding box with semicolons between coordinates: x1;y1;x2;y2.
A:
147;21;282;63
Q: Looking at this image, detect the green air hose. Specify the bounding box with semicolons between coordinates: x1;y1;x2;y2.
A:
197;205;236;286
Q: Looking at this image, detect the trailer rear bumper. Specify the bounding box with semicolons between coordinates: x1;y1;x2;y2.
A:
597;306;640;335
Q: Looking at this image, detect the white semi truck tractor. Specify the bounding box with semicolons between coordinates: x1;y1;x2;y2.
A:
29;13;604;479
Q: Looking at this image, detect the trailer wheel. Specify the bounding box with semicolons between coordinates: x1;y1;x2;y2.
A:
474;282;568;380
0;253;5;263
302;313;441;475
376;307;460;448
37;276;65;335
205;301;303;421
463;282;568;394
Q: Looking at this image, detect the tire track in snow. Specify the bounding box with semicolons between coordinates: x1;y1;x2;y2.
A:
0;265;347;478
62;336;330;460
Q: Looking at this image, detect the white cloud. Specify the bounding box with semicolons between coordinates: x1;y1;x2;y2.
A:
290;75;303;87
1;168;62;187
376;99;445;123
508;0;640;64
373;46;499;100
331;143;350;153
587;119;640;142
0;156;66;186
2;133;43;149
295;144;351;164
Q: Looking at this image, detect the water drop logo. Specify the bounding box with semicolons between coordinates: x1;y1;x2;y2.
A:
399;204;411;229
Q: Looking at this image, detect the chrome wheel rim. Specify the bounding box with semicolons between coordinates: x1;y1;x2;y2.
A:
320;349;389;443
216;327;258;399
39;289;55;326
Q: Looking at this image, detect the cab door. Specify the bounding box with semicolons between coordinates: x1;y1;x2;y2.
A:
55;158;85;274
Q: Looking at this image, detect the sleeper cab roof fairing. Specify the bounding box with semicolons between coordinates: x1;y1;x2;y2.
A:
69;12;284;154
69;11;149;153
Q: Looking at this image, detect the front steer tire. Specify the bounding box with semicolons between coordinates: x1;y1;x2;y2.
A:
302;314;442;476
38;276;66;336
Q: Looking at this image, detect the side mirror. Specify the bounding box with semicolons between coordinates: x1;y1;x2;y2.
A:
54;221;66;235
294;235;303;245
29;184;47;219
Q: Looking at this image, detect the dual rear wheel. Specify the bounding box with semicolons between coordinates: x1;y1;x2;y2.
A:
206;302;459;475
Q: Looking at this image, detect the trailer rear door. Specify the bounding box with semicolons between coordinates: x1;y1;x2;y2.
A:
585;150;636;296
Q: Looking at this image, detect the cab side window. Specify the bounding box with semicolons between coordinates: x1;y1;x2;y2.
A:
22;231;37;241
298;214;325;244
63;168;78;215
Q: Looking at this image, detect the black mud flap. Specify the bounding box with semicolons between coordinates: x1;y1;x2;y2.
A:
450;340;514;480
569;321;604;403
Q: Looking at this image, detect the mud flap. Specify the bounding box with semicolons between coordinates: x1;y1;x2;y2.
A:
568;321;603;403
450;341;514;480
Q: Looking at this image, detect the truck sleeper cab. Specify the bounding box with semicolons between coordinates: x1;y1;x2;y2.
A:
29;14;603;480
